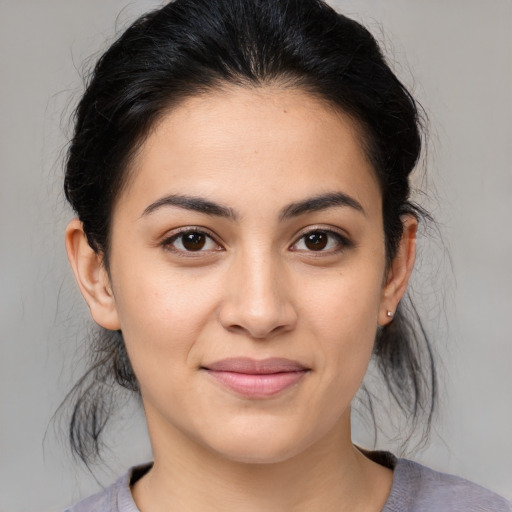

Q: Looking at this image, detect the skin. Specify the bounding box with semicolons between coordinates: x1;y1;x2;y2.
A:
66;86;417;512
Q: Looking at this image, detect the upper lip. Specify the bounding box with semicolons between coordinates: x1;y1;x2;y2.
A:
202;357;308;374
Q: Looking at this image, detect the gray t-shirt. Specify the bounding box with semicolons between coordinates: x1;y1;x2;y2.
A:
65;453;511;511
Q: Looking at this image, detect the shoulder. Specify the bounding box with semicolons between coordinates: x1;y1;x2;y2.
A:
63;464;150;512
384;457;512;512
63;482;118;512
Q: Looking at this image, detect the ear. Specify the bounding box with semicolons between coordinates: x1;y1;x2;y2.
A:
378;214;417;326
65;219;121;330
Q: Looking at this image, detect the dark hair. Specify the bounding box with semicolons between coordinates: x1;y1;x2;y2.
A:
63;0;436;465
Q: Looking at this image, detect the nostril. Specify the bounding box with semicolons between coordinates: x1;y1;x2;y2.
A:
219;303;298;340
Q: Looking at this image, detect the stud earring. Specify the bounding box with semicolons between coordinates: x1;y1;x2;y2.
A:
386;310;394;318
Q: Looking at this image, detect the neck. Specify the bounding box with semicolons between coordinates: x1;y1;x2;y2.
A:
132;414;393;512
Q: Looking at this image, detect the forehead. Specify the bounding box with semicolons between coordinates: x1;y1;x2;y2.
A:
119;85;381;218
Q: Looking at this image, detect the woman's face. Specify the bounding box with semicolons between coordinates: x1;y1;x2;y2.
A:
69;86;414;464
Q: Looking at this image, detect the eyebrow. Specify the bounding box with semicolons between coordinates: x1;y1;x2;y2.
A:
141;194;238;220
278;192;365;220
141;191;365;221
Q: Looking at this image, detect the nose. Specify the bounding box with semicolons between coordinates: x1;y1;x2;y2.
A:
218;250;298;340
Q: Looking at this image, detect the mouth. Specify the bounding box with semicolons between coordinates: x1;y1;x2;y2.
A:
201;357;310;398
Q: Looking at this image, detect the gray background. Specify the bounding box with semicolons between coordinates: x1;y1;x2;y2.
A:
1;1;511;510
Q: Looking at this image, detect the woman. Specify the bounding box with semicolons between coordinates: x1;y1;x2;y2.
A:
62;0;511;510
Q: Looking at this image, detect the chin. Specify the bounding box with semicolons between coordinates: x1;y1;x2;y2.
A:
199;419;318;465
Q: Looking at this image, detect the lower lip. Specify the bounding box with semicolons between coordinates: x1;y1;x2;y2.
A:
204;370;307;398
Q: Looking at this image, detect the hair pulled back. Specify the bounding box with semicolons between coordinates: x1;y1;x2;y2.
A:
63;0;435;464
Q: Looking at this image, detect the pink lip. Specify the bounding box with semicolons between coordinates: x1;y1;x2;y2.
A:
202;358;309;398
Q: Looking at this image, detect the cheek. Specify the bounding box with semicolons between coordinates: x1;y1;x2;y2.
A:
111;259;222;377
299;263;384;381
305;256;385;434
302;265;383;338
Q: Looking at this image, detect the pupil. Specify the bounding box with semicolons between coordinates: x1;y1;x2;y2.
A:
305;232;328;250
183;233;206;251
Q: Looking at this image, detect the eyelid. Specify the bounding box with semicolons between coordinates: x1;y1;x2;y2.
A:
160;226;224;254
289;225;353;252
158;225;352;255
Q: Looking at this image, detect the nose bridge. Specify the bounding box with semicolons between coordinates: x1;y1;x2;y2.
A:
219;243;296;339
242;247;280;314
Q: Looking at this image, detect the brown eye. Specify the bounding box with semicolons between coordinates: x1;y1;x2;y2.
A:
304;231;328;251
163;229;219;253
182;232;206;251
291;229;350;254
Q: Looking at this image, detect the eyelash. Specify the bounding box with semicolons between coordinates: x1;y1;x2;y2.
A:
161;227;222;256
290;228;352;254
161;227;352;256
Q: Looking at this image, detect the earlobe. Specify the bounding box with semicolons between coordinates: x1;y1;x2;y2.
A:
65;219;121;331
378;215;417;326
